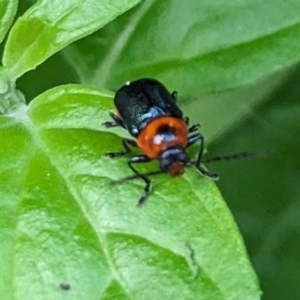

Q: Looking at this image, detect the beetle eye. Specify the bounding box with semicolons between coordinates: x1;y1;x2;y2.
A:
159;148;189;174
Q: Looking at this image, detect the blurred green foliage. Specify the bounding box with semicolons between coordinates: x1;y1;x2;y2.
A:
209;65;300;300
1;0;300;299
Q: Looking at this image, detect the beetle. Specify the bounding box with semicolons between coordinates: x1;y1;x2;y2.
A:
103;78;219;206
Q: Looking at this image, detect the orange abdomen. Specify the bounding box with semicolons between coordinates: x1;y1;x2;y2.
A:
137;117;188;158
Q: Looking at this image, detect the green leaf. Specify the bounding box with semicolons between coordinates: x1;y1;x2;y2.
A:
183;67;292;143
2;0;141;81
0;85;260;299
64;0;300;94
0;0;18;44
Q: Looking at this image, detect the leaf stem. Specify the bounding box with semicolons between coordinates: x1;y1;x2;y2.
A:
0;67;26;116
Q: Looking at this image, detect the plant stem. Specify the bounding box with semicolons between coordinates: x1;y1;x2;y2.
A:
0;67;26;116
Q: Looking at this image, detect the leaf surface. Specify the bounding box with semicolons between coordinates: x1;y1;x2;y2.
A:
0;0;18;44
0;85;260;299
3;0;141;80
64;0;300;94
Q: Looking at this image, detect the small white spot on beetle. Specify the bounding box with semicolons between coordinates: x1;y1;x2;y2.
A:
132;128;138;134
153;135;163;145
125;81;130;86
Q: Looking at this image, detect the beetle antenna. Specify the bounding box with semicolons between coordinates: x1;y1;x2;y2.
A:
109;150;268;184
201;150;268;164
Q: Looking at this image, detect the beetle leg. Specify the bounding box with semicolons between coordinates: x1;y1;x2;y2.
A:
188;123;200;133
183;116;189;125
106;138;137;158
128;155;152;206
183;117;200;133
102;112;126;129
171;91;178;102
187;134;219;180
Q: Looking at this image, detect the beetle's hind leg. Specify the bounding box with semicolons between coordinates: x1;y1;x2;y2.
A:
106;138;138;158
102;112;126;129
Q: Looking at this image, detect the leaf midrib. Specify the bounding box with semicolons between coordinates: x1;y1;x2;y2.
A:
20;115;133;299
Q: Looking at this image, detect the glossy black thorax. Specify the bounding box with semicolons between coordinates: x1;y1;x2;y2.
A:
114;78;183;137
